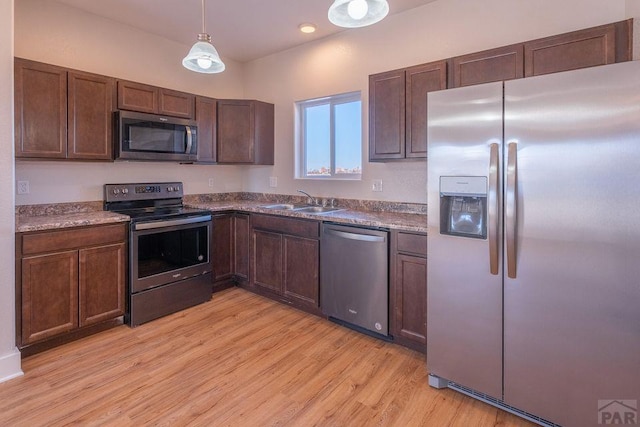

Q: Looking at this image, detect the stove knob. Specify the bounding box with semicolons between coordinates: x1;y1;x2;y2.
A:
122;188;129;194
112;189;120;195
167;186;173;192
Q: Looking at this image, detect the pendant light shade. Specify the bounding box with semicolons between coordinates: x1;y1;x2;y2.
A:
183;0;225;74
328;0;389;28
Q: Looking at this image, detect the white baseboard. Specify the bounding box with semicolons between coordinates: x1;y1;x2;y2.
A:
0;348;23;383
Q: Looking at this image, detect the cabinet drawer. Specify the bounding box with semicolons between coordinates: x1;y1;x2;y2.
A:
251;214;319;239
22;224;127;255
397;232;427;257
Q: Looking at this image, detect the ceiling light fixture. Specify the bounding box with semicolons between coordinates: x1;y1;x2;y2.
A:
328;0;389;28
182;0;225;74
299;23;317;34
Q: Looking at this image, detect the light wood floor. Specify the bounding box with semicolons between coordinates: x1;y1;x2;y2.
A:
0;288;534;426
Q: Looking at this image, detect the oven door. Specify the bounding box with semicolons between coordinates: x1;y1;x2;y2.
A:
130;215;211;293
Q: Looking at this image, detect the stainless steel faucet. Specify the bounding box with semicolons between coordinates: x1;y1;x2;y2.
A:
297;190;319;206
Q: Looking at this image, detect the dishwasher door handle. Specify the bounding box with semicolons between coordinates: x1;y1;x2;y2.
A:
325;228;386;242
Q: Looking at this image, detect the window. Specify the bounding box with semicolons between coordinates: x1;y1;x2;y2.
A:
296;92;362;179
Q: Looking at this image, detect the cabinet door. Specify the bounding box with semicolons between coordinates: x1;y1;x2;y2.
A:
524;24;616;77
234;213;250;281
212;214;233;282
283;236;319;307
405;61;447;158
252;230;282;293
369;69;405;160
450;44;524;88
196;96;217;163
117;80;158;114
68;71;115;160
217;100;255;163
159;88;195;119
22;251;78;344
394;254;427;346
79;243;125;327
14;59;67;159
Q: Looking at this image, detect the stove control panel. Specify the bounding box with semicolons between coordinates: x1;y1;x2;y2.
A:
104;182;183;202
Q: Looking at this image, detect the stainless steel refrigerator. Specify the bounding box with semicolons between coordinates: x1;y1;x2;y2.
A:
426;61;640;427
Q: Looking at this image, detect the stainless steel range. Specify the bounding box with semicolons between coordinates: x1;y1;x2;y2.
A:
104;182;212;326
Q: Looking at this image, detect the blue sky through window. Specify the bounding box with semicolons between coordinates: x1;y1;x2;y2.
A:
301;94;362;178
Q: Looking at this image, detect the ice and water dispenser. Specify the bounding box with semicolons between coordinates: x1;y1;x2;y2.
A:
439;176;487;239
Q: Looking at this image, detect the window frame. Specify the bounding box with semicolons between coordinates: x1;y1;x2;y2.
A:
296;91;362;180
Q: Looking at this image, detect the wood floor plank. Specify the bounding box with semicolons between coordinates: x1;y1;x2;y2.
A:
0;288;534;426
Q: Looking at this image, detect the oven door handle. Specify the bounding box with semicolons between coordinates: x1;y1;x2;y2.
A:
134;214;212;231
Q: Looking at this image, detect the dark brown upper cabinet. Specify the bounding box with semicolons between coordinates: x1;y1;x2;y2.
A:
217;100;274;165
524;20;631;77
449;44;524;88
15;58;115;161
449;19;632;87
195;96;217;163
369;60;447;161
117;80;195;119
67;71;115;160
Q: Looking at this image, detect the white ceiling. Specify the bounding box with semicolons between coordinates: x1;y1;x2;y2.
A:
52;0;437;63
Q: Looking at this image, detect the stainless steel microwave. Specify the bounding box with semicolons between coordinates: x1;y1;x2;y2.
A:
115;111;198;162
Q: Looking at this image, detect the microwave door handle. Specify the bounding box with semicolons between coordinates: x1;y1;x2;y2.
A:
185;126;193;154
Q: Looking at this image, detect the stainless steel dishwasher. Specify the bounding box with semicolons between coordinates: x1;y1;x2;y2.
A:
321;223;389;338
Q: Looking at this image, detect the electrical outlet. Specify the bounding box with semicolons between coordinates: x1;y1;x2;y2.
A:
17;180;30;195
269;176;278;188
208;178;215;187
372;179;383;192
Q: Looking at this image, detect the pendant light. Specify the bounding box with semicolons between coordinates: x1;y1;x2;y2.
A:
328;0;389;28
182;0;225;74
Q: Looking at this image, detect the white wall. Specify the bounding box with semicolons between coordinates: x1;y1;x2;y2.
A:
627;0;640;59
14;0;247;205
0;0;22;382
243;0;628;203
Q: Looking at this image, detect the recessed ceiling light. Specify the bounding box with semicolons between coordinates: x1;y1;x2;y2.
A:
299;23;317;34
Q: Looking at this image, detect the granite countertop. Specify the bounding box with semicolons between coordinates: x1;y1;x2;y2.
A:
15;195;427;234
16;206;130;233
185;201;427;233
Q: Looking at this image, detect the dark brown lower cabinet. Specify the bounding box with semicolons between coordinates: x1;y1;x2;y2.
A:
212;214;234;287
16;224;126;353
391;230;427;353
233;213;250;284
249;214;320;313
211;212;250;290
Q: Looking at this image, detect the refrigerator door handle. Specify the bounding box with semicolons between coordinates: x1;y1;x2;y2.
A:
506;142;518;278
488;143;499;275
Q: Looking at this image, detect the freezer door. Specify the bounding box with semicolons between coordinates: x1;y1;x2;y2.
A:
503;61;640;427
427;82;504;399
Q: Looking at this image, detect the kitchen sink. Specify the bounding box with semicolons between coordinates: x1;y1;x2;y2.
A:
293;206;344;214
260;204;344;214
260;203;306;210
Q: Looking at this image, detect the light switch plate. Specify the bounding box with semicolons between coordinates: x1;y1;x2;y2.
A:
372;179;383;192
269;177;278;188
208;178;215;187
